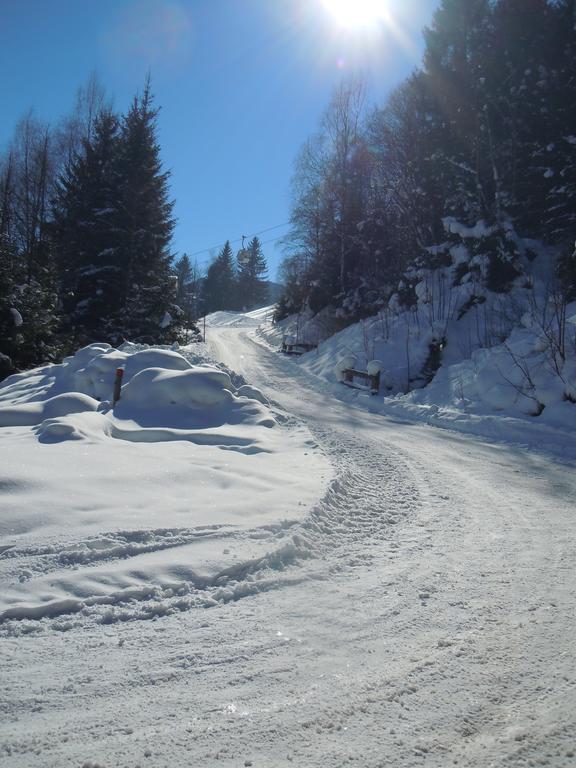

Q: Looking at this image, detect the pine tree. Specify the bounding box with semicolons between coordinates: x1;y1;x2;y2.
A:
203;241;237;313
174;253;204;325
237;236;268;309
112;79;179;343
423;0;494;225
51;108;122;343
174;253;193;308
0;229;60;369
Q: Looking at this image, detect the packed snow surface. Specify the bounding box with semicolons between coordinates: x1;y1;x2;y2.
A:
205;305;275;328
1;316;575;768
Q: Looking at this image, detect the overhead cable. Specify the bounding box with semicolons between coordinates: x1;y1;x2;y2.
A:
188;221;291;258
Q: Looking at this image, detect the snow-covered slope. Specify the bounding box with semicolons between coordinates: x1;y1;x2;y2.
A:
259;294;576;453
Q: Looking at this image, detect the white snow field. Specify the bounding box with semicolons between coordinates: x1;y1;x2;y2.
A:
1;318;576;767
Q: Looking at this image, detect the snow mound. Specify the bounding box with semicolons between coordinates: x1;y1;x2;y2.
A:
0;343;277;443
74;347;193;401
36;411;114;442
237;384;269;405
0;392;99;427
120;366;234;409
0;344;196;406
0;341;332;628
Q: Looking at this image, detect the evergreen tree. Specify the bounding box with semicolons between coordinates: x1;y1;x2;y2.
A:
174;253;203;324
237;236;268;309
203;241;237;313
423;0;494;225
112;79;179;343
0;230;60;370
51;108;122;343
0;233;21;372
174;253;193;308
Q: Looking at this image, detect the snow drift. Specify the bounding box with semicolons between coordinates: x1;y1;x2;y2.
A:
0;342;331;626
0;343;274;444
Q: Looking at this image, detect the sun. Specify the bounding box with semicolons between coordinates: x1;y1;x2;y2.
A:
321;0;390;29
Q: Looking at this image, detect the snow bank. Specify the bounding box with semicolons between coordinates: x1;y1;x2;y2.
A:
0;392;99;427
0;342;331;626
0;344;196;405
256;280;576;449
237;384;269;405
0;344;275;442
121;366;234;409
74;347;193;400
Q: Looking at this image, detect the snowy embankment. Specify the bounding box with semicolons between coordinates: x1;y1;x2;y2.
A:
258;294;576;458
0;341;330;628
202;305;275;328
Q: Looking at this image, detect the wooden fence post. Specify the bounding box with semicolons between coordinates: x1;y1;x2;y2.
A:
113;368;124;405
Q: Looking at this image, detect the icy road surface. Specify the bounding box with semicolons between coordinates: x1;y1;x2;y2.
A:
2;326;576;768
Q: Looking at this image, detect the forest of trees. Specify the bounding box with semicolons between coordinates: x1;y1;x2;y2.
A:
2;0;573;378
0;76;182;375
172;236;270;322
276;0;576;324
0;66;271;378
203;236;269;315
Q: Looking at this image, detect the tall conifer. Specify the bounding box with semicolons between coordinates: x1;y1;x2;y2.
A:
237;236;268;309
52;108;121;343
203;241;237;313
112;78;178;343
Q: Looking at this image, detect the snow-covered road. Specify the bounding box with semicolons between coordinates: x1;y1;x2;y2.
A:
2;326;575;767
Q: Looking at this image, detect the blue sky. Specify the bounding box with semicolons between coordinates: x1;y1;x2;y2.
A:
0;0;439;280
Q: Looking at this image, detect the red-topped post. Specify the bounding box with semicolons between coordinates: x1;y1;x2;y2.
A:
113;368;124;405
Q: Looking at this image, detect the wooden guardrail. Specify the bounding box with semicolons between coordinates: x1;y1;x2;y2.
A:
342;367;381;395
281;341;317;355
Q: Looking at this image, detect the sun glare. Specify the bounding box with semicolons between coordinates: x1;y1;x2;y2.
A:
321;0;390;29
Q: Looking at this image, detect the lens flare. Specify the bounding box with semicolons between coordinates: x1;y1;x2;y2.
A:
102;0;193;75
321;0;390;29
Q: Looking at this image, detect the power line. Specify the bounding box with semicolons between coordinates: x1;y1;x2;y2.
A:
260;233;297;248
188;221;292;259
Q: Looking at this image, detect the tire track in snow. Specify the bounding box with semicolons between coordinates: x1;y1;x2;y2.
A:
0;400;421;630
